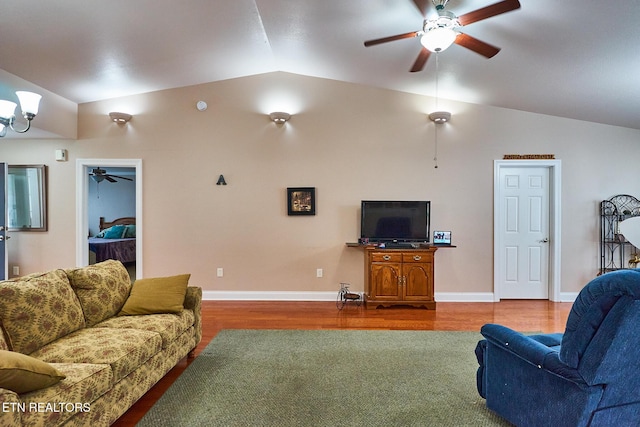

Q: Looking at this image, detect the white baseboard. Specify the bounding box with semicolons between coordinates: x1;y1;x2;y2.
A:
203;291;337;301
434;292;496;302
559;292;578;303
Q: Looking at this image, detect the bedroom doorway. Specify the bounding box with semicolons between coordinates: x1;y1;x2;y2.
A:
76;159;143;280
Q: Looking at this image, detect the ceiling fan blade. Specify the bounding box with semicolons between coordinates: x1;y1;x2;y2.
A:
105;176;117;183
411;0;431;17
410;48;431;72
457;0;521;26
109;175;133;181
454;33;500;58
364;31;419;47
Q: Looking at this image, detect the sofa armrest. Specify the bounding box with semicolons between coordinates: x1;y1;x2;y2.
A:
184;286;202;347
480;323;585;384
0;388;22;427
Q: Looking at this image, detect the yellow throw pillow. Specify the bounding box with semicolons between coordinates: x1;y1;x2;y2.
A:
0;350;66;394
119;274;191;315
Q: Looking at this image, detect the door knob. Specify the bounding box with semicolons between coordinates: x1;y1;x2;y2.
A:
539;238;549;243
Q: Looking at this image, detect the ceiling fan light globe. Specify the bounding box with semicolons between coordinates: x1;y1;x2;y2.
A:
421;27;457;52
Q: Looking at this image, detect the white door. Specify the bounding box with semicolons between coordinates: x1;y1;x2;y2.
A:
0;163;7;280
498;166;550;299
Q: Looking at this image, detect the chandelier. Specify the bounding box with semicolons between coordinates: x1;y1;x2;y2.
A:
0;91;42;137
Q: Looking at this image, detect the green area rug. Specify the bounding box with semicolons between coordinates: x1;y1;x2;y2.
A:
138;330;510;426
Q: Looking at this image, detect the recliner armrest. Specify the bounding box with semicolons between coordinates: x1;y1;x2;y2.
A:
482;324;556;366
481;324;585;384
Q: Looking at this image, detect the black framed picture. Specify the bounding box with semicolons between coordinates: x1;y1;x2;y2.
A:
287;187;316;216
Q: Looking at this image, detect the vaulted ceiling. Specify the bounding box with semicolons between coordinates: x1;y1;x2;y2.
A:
1;0;639;130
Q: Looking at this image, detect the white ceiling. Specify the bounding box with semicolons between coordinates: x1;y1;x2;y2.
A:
1;0;639;130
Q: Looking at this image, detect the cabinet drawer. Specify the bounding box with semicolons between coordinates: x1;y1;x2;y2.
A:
370;252;402;263
403;252;433;263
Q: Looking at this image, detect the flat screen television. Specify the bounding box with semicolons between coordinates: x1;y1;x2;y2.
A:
360;200;431;243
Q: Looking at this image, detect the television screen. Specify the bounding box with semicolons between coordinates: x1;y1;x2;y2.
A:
360;201;430;243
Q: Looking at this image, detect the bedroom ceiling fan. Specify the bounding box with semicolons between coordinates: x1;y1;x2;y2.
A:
90;168;133;183
364;0;521;72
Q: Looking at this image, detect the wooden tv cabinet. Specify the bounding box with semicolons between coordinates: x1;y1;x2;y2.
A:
363;246;437;309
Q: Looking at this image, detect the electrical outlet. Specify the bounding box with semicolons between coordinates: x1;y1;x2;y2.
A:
316;268;323;278
216;268;224;278
12;266;19;276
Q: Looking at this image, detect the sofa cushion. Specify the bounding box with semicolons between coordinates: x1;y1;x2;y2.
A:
66;260;133;327
94;309;196;348
119;274;190;315
19;362;112;427
0;350;66;394
0;270;86;354
0;329;9;351
30;327;162;383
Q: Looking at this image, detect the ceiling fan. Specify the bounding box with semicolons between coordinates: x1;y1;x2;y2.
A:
364;0;521;72
90;168;133;183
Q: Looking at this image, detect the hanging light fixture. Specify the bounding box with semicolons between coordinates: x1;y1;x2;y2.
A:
420;0;459;53
0;91;42;137
421;27;457;53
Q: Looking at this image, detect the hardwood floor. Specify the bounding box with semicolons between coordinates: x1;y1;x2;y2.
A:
113;300;572;426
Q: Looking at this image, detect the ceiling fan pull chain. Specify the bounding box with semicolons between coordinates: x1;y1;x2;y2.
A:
434;52;440;168
435;52;440;110
434;127;439;169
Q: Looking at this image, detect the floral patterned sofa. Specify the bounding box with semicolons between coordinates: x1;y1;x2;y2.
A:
0;260;202;427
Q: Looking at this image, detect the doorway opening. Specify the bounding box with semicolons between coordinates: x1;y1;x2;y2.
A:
76;159;143;280
493;160;562;301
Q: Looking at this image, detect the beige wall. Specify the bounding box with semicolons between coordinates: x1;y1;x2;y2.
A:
2;72;639;298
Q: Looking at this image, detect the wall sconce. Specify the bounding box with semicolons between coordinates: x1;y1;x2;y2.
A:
269;112;291;124
428;111;451;124
0;91;42;137
428;111;451;169
109;112;132;124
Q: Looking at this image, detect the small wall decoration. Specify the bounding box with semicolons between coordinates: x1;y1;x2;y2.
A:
503;154;555;159
287;187;316;216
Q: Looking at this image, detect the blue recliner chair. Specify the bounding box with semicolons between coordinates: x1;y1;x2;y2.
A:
475;269;640;426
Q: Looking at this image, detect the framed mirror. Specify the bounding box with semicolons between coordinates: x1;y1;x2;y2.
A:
7;165;47;231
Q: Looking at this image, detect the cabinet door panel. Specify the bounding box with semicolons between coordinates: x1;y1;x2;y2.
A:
403;263;433;301
370;263;401;300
